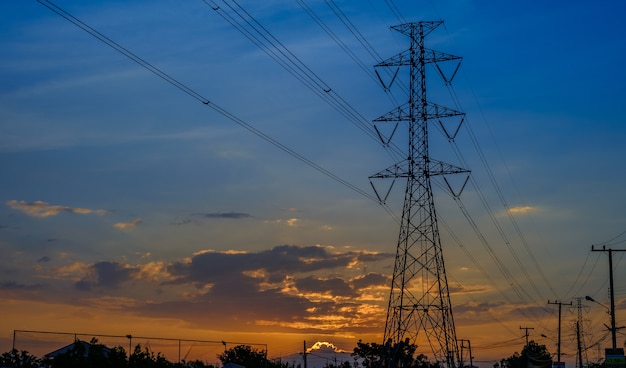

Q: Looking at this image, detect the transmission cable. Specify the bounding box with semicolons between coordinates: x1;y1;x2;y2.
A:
381;0;406;25
36;0;380;203
435;24;560;303
206;0;393;153
562;250;601;300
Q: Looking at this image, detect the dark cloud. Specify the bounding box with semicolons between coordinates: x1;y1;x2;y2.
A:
75;261;139;291
350;273;388;290
38;256;51;263
0;224;19;230
0;280;44;291
74;280;92;291
506;305;550;319
194;212;252;219
452;301;505;314
135;271;316;332
167;245;391;285
133;245;392;333
295;276;356;297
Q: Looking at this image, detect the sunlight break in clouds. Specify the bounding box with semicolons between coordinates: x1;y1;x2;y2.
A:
6;200;110;217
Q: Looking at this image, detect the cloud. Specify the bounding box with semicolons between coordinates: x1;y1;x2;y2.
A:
74;261;140;291
506;304;549;319
350;273;388;290
0;281;44;291
309;341;347;353
509;205;537;214
286;218;300;227
37;256;51;263
131;245;394;332
168;245;392;285
265;218;301;227
113;218;142;230
8;245;393;335
453;300;505;314
6;200;111;218
295;276;356;297
195;212;252;219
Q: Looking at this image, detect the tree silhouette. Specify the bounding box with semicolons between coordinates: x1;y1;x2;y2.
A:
219;344;269;368
351;339;438;368
0;348;41;368
500;340;552;368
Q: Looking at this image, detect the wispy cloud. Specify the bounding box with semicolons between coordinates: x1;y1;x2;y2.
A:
6;200;110;218
113;218;142;230
508;205;537;214
0;281;44;291
194;212;252;219
265;217;301;227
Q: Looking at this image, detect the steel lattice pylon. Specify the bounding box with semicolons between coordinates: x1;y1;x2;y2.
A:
369;21;468;368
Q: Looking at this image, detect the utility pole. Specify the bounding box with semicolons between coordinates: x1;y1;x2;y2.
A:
459;340;473;368
520;327;533;368
591;245;626;349
520;326;534;347
303;341;307;368
370;20;468;368
548;300;572;363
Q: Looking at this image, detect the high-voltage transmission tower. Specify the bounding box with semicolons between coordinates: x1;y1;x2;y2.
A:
573;297;589;368
369;21;469;368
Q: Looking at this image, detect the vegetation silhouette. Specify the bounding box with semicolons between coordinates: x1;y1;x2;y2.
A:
494;340;552;368
352;339;439;368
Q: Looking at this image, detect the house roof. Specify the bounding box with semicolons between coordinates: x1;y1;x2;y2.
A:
44;340;111;359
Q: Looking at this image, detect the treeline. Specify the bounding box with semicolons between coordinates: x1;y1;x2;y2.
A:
1;338;215;368
1;337;571;368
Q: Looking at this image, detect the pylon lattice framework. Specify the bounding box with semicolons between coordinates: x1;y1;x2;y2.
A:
370;21;468;368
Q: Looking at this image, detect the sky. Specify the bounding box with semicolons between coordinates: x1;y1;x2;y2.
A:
2;0;626;366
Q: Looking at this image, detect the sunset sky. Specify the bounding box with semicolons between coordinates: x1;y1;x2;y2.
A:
2;1;626;367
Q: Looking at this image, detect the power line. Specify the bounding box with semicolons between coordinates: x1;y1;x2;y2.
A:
36;0;378;203
205;0;388;150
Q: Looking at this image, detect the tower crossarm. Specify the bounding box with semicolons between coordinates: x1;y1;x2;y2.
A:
428;160;470;177
391;21;444;38
369;159;468;179
374;102;464;123
375;48;460;68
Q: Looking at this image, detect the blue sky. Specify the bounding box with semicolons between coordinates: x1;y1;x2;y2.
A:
2;0;626;366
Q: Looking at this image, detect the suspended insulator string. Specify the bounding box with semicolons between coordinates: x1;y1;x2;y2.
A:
36;0;379;203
